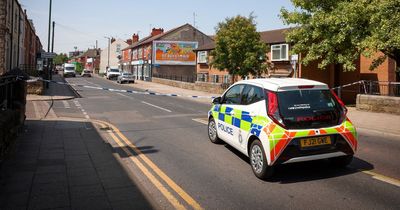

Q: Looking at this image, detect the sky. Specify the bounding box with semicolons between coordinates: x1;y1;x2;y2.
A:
19;0;295;54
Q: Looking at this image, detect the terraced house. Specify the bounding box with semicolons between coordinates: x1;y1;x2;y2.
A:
0;0;42;75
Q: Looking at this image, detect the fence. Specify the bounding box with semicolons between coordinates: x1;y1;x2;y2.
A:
362;81;400;97
0;75;18;111
20;64;39;77
153;73;196;83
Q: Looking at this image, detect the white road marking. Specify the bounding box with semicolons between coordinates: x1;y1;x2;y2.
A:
192;118;208;125
73;99;90;120
141;101;172;112
116;92;134;99
62;100;70;109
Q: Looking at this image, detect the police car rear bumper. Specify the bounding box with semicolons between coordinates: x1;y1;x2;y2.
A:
273;134;354;165
281;152;346;164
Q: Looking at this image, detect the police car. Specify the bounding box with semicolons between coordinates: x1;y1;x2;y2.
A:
208;78;358;179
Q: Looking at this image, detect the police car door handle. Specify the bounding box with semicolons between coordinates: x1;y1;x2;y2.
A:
228;111;235;116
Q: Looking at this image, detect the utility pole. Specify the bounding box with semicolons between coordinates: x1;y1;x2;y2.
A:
46;0;53;88
50;21;55;80
96;40;98;49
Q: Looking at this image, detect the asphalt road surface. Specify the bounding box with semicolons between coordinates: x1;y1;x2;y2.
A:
50;76;400;210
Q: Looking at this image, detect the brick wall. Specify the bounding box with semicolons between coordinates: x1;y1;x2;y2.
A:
356;94;400;115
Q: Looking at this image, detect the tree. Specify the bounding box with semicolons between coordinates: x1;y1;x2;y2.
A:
281;0;400;72
53;53;69;65
211;14;268;82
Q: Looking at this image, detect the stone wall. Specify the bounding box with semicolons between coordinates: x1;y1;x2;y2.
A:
356;94;400;115
27;80;44;95
0;0;6;75
152;77;227;94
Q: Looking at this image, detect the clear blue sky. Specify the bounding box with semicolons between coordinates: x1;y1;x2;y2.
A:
20;0;295;54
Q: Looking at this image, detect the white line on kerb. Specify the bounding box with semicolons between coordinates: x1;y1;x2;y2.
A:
141;101;172;112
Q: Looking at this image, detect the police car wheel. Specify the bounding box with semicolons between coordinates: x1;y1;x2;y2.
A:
208;118;222;144
250;140;274;180
330;155;353;168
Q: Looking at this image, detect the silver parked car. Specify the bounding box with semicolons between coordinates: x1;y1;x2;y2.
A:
117;72;135;84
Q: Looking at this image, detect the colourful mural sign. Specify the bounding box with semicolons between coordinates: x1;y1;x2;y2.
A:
153;41;198;65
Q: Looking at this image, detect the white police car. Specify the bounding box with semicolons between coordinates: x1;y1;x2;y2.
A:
208;78;358;179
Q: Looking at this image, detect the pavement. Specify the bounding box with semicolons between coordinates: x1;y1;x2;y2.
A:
27;74;76;101
0;74;155;209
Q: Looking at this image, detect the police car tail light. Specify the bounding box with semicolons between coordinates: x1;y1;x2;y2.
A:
330;89;348;123
267;91;286;128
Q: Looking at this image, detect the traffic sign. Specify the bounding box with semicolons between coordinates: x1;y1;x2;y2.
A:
41;52;57;59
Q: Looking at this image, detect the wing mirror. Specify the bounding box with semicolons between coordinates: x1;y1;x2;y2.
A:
212;96;222;104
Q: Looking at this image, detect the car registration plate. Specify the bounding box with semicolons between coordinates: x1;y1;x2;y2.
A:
300;136;331;148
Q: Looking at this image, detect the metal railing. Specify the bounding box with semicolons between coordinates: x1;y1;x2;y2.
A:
0;75;18;111
362;81;400;97
153;73;196;83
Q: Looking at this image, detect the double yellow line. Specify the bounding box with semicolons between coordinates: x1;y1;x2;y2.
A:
93;120;203;210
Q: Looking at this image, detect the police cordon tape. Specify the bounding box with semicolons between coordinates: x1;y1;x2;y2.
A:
29;78;217;99
27;77;368;98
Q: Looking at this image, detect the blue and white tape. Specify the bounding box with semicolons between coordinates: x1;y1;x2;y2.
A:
32;78;216;99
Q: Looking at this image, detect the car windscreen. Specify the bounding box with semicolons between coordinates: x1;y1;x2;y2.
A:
110;69;119;72
65;67;74;70
277;89;341;129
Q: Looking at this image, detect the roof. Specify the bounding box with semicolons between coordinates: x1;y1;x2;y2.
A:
194;42;215;51
122;23;209;51
194;27;292;52
259;28;291;44
235;78;328;92
80;49;100;58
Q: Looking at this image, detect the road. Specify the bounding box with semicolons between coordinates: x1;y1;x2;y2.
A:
51;75;400;210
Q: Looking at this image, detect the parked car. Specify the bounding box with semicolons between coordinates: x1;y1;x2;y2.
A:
63;63;76;77
207;78;358;179
106;68;121;80
81;69;92;77
117;72;135;84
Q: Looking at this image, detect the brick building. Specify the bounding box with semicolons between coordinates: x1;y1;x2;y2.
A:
0;0;42;75
122;24;213;81
195;28;294;84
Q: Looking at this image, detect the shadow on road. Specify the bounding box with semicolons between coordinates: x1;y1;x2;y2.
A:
224;143;374;184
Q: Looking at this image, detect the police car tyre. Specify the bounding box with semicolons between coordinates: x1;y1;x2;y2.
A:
250;140;274;180
208;118;222;144
330;155;353;167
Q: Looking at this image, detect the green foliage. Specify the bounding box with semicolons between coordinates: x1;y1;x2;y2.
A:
73;62;83;74
281;0;400;71
211;14;268;81
53;53;69;65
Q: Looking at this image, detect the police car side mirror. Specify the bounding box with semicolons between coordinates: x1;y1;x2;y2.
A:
212;97;222;104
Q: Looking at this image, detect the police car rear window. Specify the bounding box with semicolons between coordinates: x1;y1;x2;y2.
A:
277;89;341;129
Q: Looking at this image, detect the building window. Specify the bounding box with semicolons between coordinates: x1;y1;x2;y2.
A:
211;75;219;83
271;44;289;61
197;51;208;64
197;73;208;82
116;44;121;55
223;75;231;84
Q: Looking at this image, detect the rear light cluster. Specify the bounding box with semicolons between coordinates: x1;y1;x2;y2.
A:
330;90;348;124
266;90;286;128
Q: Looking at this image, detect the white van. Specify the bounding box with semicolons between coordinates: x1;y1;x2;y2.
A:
63;63;76;77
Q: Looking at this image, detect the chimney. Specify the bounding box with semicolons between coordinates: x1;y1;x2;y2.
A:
151;28;164;37
111;37;116;44
126;39;132;45
132;33;139;43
